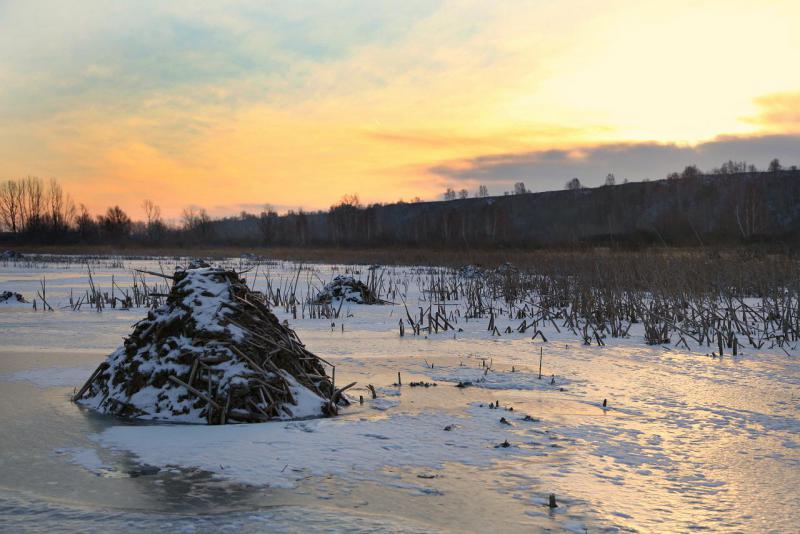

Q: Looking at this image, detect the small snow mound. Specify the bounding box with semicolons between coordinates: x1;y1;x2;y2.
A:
1;250;23;260
314;275;381;304
459;265;485;279
0;290;28;304
495;262;517;275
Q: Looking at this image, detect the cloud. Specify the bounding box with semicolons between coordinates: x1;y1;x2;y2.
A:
430;134;800;192
747;92;800;132
364;124;603;151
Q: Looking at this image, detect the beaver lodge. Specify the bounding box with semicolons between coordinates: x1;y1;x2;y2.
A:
314;275;382;304
73;260;353;424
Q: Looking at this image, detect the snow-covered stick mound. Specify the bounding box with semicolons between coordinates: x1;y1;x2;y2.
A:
73;260;351;424
0;290;28;304
314;275;382;305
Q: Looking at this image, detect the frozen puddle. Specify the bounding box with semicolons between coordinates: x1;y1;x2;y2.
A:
93;404;553;490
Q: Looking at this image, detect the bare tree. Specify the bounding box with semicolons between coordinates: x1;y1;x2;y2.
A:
141;199;165;241
142;199;161;226
20;176;45;231
262;203;278;217
680;165;701;179
99;206;132;238
566;178;582;190
477;184;489;198
337;193;362;208
513;182;527;195
715;160;749;174
0;180;22;232
47;178;75;233
605;173;616;186
458;189;469;199
443;187;456;201
182;206;211;235
75;204;97;239
768;158;782;172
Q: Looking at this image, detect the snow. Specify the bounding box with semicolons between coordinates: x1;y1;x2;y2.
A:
283;373;327;419
174;266;242;341
54;447;119;477
93;404;546;489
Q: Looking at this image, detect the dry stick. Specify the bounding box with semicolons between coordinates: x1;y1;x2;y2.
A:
228;344;272;377
168;375;221;410
333;381;357;402
134;269;176;280
220;392;231;425
207;368;214;424
188;359;200;387
226;317;283;350
72;362;109;401
538;347;543;380
37;277;53;311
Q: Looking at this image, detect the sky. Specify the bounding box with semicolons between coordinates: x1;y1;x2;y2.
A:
1;0;799;219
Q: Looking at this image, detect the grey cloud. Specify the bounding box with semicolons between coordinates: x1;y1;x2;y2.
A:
430;134;800;192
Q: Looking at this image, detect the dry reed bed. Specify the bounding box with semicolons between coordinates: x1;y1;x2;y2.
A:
13;251;800;353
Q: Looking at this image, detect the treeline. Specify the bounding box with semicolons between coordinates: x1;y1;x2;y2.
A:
2;166;800;249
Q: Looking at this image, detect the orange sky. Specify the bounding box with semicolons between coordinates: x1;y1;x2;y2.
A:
1;0;799;220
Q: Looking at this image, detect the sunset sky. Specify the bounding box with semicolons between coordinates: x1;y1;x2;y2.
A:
2;0;799;220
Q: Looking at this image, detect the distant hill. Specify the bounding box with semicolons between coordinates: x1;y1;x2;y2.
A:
212;170;800;248
3;170;799;249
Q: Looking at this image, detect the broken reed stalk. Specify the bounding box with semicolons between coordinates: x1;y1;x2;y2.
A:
538;347;543;380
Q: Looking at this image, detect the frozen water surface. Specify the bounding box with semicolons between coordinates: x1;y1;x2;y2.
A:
1;256;799;532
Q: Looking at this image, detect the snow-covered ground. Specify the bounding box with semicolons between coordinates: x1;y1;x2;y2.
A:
1;255;799;532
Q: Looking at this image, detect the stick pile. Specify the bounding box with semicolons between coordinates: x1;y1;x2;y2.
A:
73;260;350;424
314;275;381;304
0;290;27;304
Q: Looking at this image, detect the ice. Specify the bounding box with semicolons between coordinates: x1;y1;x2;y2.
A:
1;256;799;533
2;365;96;388
426;364;568;390
370;398;399;410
